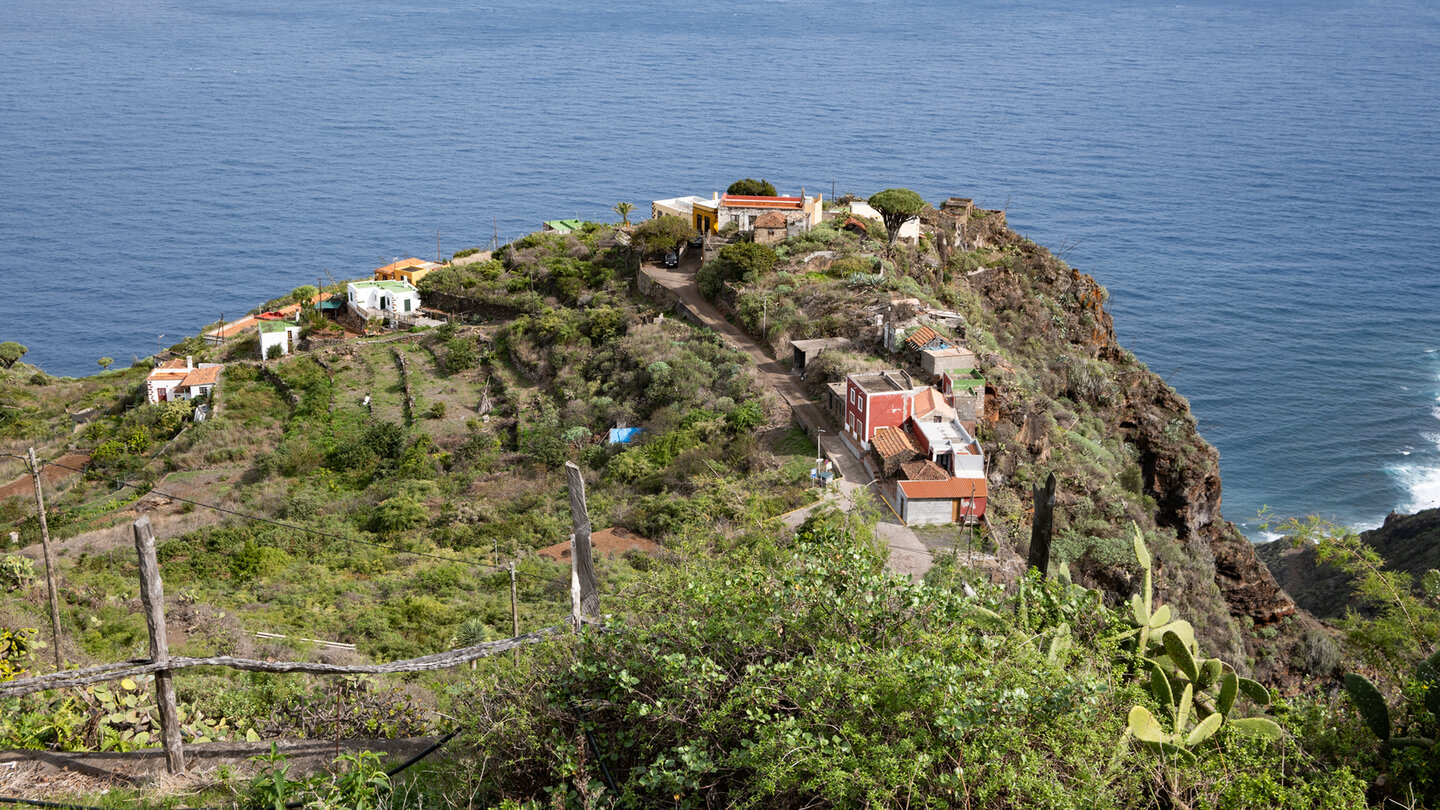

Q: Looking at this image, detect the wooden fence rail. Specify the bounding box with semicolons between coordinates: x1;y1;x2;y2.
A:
5;463;602;774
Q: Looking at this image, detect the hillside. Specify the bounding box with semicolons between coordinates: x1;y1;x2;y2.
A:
0;200;1431;808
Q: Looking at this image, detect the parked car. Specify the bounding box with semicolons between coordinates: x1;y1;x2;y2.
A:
689;234;704;249
663;250;679;268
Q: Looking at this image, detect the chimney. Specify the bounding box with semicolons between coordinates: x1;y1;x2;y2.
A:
185;355;193;370
713;191;719;201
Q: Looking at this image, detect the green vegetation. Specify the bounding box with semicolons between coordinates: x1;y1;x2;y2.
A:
612;201;635;226
0;342;27;370
631;215;696;259
867;187;927;244
0;192;1435;807
727;177;778;196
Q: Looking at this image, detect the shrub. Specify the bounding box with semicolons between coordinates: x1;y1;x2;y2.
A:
428;401;447;419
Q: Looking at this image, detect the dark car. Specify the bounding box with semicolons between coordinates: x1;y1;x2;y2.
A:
663;250;679;268
689;234;704;250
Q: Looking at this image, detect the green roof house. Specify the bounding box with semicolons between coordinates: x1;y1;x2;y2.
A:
258;320;303;360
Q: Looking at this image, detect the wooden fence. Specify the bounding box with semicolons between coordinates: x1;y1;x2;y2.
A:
2;461;603;774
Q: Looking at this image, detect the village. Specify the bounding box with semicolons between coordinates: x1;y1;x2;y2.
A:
140;185;993;537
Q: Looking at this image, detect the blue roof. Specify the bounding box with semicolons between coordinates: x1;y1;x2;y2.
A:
608;427;643;445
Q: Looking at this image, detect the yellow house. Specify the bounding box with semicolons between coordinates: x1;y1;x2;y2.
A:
375;257;441;286
692;197;720;233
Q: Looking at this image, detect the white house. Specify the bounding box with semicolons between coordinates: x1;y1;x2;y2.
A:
258;320;303;359
847;200;922;242
146;357;223;404
347;280;422;325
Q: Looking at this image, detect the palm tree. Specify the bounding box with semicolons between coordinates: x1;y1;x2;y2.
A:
613;201;635;226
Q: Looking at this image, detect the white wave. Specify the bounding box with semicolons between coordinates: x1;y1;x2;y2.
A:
1389;462;1440;514
1252;530;1284;544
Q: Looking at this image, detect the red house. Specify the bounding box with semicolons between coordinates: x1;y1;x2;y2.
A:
844;370;918;450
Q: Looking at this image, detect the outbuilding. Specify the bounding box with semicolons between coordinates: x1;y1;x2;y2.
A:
258;321;303;359
896;476;987;525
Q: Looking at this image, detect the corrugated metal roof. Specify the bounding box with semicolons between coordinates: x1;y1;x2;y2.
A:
905;326;939;349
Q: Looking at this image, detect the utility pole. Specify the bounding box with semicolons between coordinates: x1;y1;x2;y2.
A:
437;229;442;264
26;448;63;672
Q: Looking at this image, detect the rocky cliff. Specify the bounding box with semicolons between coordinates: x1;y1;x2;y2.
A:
955;223;1318;684
1257;506;1440;619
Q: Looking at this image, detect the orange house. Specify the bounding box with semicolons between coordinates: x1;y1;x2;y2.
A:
375;258;441;286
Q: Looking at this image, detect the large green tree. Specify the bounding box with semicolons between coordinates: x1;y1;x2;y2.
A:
0;342;27;370
867;188;927;245
727;178;778;197
631;215;697;259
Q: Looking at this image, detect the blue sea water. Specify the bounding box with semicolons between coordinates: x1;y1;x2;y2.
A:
2;0;1438;536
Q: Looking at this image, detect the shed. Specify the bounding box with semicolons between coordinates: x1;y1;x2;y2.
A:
905;325;952;353
753;211;788;245
870;426;919;478
920;345;977;376
943;369;986;422
897;476;987;526
789;337;852;372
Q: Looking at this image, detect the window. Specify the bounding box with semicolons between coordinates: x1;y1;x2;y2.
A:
404;299;411;313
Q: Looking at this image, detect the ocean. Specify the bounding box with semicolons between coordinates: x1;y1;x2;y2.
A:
2;0;1437;536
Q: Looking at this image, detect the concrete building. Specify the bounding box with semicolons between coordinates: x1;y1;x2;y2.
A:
896;476;987;525
843;370;918;450
258;321;303;359
347;280;422;325
145;357;222;403
942;369;986;423
909;416;985;477
375;257;441;287
789;337;851;373
920;345;977;377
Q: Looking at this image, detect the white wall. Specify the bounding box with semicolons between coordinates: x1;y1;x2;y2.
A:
849;201;921;241
259;326;301;359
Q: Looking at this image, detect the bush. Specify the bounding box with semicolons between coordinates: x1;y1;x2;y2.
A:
429;401;447;419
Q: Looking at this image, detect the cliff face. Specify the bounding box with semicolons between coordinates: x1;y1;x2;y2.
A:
1257;506;1440;619
959;226;1315;683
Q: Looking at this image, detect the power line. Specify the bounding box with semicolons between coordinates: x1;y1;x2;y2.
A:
3;453;566;586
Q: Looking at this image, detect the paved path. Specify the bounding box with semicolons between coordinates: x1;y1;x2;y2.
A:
642;257;931;577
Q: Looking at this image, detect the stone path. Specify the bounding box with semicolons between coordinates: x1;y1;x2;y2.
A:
642;256;932;577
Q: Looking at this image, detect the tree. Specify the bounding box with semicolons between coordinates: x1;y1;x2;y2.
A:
697;242;778;298
631;215;697;259
727;178;778;197
97;357;114;371
867;188;927;245
0;343;27;370
613;202;635;226
291;285;319;306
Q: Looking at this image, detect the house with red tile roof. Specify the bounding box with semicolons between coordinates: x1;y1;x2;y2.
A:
146;357;223;404
896;475;987;525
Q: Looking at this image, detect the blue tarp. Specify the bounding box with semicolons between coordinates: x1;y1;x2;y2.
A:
608;427;643;445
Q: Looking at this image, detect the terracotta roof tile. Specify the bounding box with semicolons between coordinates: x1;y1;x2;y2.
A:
905;326;939;349
179;366;221;388
754;211;787;228
871;426;918;460
912;387;946;419
899;477;988;500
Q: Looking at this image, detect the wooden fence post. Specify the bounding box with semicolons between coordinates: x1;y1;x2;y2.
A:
509;562;520;662
27;448;63;672
1027;472;1057;577
564;462;599;628
133;516;183;774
